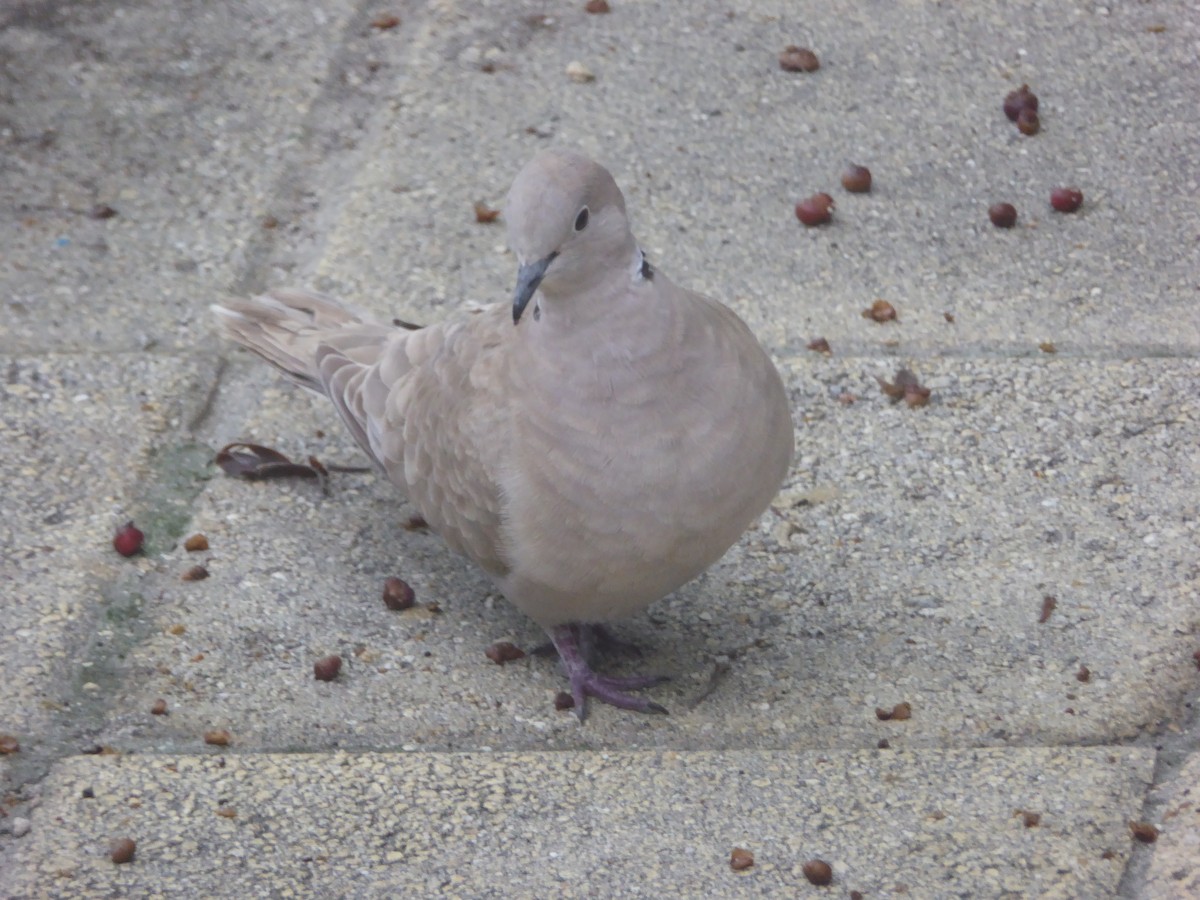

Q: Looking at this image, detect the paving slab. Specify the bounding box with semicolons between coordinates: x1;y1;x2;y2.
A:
1139;750;1200;898
0;352;217;746
309;0;1200;359
0;0;376;355
4;747;1154;898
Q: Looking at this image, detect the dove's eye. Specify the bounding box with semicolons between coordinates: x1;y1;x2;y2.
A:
574;207;589;232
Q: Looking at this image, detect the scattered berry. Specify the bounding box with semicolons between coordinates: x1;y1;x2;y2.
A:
795;193;834;226
1129;821;1159;843
840;164;872;193
779;46;820;72
1016;108;1040;135
989;202;1018;228
184;533;209;552
382;577;415;610
862;299;898;323
803;859;833;885
203;729;231;747
150;699;168;716
585;0;610;12
181;565;209;582
485;641;526;665
110;837;136;864
806;337;832;354
1076;665;1091;683
1050;188;1083;213
730;848;755;871
313;655;342;682
1003;84;1039;122
113;521;144;557
554;691;575;711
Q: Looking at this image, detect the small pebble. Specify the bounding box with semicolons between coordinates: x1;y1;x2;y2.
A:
12;817;30;838
566;60;595;83
485;641;526;665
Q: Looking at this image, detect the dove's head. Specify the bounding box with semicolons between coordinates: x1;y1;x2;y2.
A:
505;148;637;324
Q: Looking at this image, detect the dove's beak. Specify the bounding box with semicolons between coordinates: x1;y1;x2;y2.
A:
512;254;556;324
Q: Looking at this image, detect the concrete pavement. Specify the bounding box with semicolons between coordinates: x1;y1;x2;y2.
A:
2;1;1198;896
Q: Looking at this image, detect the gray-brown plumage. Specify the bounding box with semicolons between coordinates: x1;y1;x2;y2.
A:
212;148;794;718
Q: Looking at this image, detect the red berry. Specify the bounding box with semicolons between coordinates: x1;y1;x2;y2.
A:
1003;84;1039;122
988;202;1018;228
1050;188;1083;213
313;655;342;681
113;521;144;557
795;193;834;226
840;164;872;193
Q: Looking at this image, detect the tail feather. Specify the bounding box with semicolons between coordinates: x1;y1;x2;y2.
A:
211;289;379;392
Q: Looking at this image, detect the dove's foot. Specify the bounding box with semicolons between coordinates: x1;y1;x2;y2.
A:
549;623;669;720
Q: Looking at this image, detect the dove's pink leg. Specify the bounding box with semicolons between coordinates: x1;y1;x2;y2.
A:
549;623;669;720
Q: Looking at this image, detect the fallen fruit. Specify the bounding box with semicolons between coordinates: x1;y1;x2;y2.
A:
840;164;872;193
485;641;526;665
203;729;231;747
184;533;209;552
862;299;897;322
779;46;819;72
113;522;145;557
1003;84;1039;122
150;699;168;716
313;655;342;681
1129;821;1159;843
554;691;575;711
730;847;755;871
989;202;1018;228
110;837;136;864
473;201;500;223
795;193;834;226
803;859;833;885
382;577;416;610
1050;188;1083;213
1017;108;1040;135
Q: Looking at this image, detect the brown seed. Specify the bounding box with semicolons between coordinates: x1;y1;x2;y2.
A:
795;193;834;226
1038;594;1057;624
943;311;956;323
1039;342;1057;354
1129;821;1159;843
215;806;237;818
1022;810;1042;828
473;201;500;224
1076;665;1091;683
181;565;209;582
485;641;526;665
1016;108;1040;135
779;46;819;72
150;699;168;716
989;202;1018;228
1050;188;1083;213
851;893;865;900
370;13;401;30
203;729;231;747
382;576;415;610
806;337;831;354
877;738;890;749
730;847;755;871
89;204;118;220
313;655;342;682
113;521;145;557
862;299;897;322
875;706;894;721
1003;84;1039;122
903;384;931;409
554;691;575;711
840;164;872;193
802;859;833;886
0;734;19;754
1101;849;1116;860
261;215;278;230
890;701;913;720
110;837;136;864
585;0;610;12
183;533;209;552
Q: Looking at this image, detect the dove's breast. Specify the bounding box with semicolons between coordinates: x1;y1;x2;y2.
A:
500;285;794;627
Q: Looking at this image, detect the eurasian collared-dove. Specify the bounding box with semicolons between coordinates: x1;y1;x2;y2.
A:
212;148;794;718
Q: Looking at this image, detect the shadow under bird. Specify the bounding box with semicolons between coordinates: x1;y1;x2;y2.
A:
212;148;794;719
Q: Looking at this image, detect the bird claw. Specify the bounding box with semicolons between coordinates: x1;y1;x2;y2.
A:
550;623;668;721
